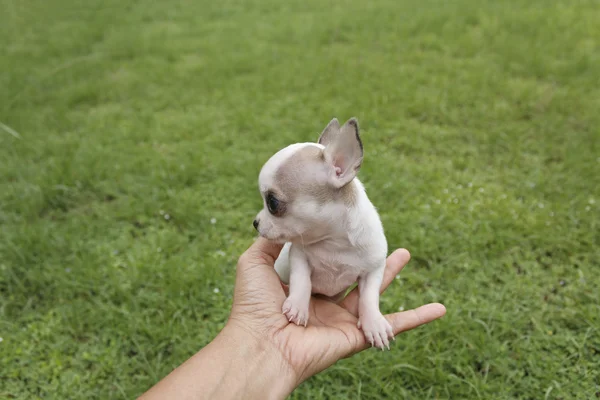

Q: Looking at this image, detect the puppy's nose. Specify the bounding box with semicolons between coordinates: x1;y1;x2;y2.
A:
253;219;259;231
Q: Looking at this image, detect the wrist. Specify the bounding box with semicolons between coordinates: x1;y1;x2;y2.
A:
215;322;297;399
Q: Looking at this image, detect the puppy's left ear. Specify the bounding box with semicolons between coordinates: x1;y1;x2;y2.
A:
322;118;363;188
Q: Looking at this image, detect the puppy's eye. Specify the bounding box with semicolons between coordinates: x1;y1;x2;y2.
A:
266;193;280;215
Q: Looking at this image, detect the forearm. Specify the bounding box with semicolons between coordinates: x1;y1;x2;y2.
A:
139;325;295;400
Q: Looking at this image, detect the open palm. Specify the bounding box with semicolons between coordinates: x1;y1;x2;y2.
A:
228;238;446;387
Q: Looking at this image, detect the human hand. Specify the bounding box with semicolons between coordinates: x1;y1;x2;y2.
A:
224;237;446;392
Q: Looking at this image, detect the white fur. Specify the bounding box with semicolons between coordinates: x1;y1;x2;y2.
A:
274;177;387;296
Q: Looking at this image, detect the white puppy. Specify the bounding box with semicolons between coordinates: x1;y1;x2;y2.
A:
253;117;393;350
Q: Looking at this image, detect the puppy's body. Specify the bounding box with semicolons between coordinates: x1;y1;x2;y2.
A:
254;118;394;349
275;177;387;298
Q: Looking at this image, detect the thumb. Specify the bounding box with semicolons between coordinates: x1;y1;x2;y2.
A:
388;303;447;335
237;237;283;271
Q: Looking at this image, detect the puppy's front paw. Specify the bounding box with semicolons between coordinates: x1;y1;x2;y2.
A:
282;296;309;327
358;311;394;350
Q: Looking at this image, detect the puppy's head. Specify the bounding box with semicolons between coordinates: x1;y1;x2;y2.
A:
254;117;363;243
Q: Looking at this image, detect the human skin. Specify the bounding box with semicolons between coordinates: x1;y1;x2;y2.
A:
139;238;446;400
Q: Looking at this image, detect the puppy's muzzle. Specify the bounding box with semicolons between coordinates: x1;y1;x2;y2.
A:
253;219;259;231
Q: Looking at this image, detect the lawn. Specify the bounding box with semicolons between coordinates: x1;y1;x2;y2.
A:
1;0;599;398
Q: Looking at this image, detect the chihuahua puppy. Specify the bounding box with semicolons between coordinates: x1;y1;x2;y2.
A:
253;117;393;350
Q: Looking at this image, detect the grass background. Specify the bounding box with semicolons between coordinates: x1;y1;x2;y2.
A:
1;0;599;398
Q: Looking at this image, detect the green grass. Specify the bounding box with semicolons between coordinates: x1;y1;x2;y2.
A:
1;0;599;398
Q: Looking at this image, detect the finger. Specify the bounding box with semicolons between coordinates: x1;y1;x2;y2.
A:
352;303;446;354
342;249;411;315
387;303;446;335
238;237;283;270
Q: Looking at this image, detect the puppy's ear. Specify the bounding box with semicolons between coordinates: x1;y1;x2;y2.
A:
321;118;363;188
317;118;341;146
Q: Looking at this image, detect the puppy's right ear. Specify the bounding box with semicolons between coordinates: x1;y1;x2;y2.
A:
317;118;340;146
